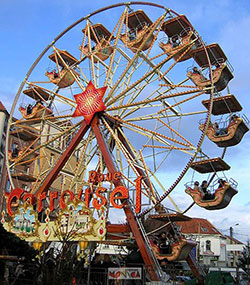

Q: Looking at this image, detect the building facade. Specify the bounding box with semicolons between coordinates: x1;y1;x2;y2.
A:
176;218;228;268
0;102;10;212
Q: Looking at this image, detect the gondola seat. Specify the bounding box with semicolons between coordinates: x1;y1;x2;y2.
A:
152;238;196;261
187;62;233;92
19;103;52;120
121;25;155;53
200;117;249;147
82;40;114;62
8;148;38;164
121;10;154;53
45;69;77;88
159;30;196;62
185;182;238;210
81;23;114;62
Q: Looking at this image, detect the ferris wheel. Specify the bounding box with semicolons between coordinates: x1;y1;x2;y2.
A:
5;2;248;281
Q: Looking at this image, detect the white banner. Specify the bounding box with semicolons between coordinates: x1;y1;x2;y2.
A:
108;267;142;280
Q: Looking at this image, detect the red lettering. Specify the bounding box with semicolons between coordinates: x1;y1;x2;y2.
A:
84;188;91;208
77;189;83;200
6;188;24;216
59;190;74;209
92;187;107;210
110;186;128;209
97;174;104;182
37;192;46;213
113;172;121;181
88;170;97;183
49;192;58;212
105;173;112;181
5;173;142;216
23;193;35;205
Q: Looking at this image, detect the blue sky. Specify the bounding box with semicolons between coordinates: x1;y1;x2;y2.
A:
1;0;250;242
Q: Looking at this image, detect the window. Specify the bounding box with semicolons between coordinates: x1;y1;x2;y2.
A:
76;149;80;162
25;167;29;174
201;226;208;232
6;180;10;191
3;119;8;133
22;184;28;191
50;153;54;166
206;240;211;251
176;225;182;231
0;143;5;154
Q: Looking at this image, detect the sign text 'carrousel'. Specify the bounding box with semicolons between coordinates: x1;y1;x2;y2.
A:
2;171;143;243
5;170;142;217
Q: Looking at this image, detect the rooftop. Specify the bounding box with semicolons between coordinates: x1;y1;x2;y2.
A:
225;235;244;244
0;101;9;115
176;218;222;235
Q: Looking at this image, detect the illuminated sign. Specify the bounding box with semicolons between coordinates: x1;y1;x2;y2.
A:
2;199;106;243
2;171;143;242
5;171;142;217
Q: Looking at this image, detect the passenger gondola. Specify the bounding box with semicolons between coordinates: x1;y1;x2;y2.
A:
45;68;77;88
151;237;196;261
160;15;199;62
81;23;114;62
19;101;52;121
199;115;249;147
120;10;155;52
188;43;233;92
185;179;238;210
187;62;233;93
46;50;78;88
8;147;38;164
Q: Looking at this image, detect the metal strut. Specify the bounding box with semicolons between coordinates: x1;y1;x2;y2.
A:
91;114;162;281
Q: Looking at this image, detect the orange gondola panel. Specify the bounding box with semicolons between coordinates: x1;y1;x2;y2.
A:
187;62;233;93
185;178;238;210
199;114;249;147
188;43;233;92
120;10;155;53
8;147;38;165
81;23;114;62
21;86;53;122
19;101;52;122
46;50;78;88
160;15;199;62
151;237;196;261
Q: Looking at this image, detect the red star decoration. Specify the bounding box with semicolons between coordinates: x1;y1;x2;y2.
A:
72;81;107;124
